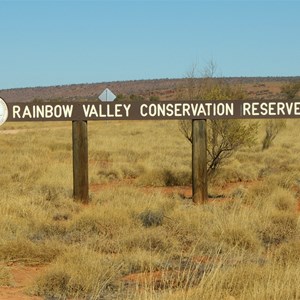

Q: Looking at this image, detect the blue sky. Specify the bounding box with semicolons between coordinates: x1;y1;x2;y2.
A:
0;0;299;89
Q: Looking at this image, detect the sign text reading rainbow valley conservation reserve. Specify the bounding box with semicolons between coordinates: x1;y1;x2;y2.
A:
6;100;300;122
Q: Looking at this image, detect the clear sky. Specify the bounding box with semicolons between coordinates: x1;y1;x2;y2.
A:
1;0;299;89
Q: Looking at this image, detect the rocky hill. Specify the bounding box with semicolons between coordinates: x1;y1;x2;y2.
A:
0;77;299;103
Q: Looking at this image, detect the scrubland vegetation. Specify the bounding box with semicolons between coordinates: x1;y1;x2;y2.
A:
0;117;300;299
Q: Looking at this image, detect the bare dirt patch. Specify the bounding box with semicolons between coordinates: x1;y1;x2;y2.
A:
0;265;45;300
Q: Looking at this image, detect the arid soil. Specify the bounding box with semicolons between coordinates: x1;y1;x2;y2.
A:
0;265;44;300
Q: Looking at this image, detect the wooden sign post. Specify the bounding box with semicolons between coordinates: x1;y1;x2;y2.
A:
3;97;300;204
72;120;89;203
192;119;208;204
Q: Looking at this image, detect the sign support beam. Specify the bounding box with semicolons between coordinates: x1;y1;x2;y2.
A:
192;119;208;204
72;120;89;203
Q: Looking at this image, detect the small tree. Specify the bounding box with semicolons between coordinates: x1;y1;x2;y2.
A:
207;119;257;174
281;81;300;100
260;81;297;150
262;119;286;150
178;62;257;176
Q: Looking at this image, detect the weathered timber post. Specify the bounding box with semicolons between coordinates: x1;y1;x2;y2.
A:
72;120;89;203
192;119;208;204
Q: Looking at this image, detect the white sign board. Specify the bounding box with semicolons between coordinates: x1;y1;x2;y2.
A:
98;88;116;102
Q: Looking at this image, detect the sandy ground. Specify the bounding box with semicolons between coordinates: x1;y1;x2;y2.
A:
0;265;44;300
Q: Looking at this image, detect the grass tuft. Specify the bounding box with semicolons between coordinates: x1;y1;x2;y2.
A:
258;211;298;246
0;265;13;286
137;168;191;186
139;209;165;227
30;248;122;299
0;239;62;265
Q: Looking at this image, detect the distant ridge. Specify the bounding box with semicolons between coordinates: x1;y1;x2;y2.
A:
1;77;299;103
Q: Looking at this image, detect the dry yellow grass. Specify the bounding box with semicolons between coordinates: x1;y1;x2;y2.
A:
0;118;300;299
